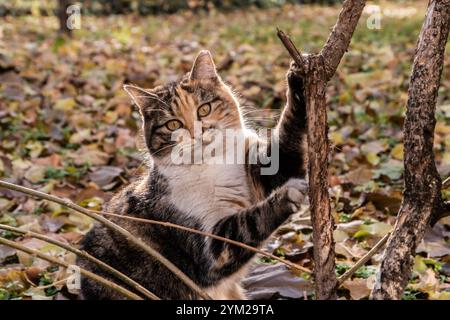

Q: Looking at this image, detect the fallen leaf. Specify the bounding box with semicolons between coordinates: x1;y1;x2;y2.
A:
344;167;373;185
410;268;439;294
0;245;17;261
242;263;313;299
360;222;392;237
88;166;123;188
390;144;404;160
69;146;109;166
54;98;76;111
24;165;46;183
342;278;371;300
337;221;365;235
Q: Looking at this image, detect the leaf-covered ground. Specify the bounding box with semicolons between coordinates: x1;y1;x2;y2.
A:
0;0;449;300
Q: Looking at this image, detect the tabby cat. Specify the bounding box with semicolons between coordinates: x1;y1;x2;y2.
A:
78;50;308;300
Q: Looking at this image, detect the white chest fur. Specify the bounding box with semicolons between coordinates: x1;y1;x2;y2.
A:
159;163;252;230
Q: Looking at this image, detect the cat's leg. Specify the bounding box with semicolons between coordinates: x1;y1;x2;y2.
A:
204;178;308;280
257;63;308;192
278;61;307;142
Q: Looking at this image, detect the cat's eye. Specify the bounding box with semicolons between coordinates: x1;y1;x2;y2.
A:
197;103;211;117
165;120;183;131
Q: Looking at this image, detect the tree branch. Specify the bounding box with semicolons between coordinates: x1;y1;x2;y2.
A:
276;28;306;74
338;197;450;287
320;0;366;80
0;237;142;300
94;210;311;274
442;176;450;188
0;224;160;300
0;179;311;295
337;232;390;286
0;180;211;300
277;0;366;300
371;0;450;300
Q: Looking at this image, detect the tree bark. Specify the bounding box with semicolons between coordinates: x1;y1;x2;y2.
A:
304;55;337;299
278;0;366;300
57;0;72;35
371;0;450;300
320;0;367;81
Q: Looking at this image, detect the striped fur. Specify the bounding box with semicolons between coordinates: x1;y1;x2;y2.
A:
79;51;308;300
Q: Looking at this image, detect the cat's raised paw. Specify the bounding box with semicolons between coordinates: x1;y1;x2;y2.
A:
287;61;305;93
284;178;308;212
288;60;303;73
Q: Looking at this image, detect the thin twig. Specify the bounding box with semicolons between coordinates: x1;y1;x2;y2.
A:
0;180;311;274
337;232;390;286
34;277;70;290
23;271;37;287
0;237;142;300
93;210;312;274
0;180;210;300
443;176;450;188
276;28;306;73
0;224;160;300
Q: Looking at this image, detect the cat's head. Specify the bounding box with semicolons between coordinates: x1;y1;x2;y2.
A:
124;50;244;162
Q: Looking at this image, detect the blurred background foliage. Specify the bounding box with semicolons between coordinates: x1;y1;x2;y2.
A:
0;0;344;16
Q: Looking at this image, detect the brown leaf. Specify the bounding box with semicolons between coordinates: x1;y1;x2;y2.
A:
89;166;123;188
365;190;402;213
34;154;62;167
345;167;373;185
342;278;371;300
69;146;109;166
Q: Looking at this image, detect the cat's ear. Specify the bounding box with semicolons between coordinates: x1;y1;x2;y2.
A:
189;50;218;81
123;85;155;112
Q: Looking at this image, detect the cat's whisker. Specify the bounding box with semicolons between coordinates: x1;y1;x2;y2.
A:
134;94;172;109
143;108;168;113
245;117;279;121
241;108;281;116
152;143;178;156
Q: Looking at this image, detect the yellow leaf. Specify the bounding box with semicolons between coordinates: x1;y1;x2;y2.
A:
429;291;450;300
54;98;76;111
103;111;118;124
390;144;404;160
330;132;344;145
366;152;380;166
413;256;427;273
361;222;392;237
25;141;44;158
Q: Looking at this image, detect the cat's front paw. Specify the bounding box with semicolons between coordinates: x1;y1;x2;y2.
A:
287;61;304;86
286;61;305;104
283;178;308;213
288;60;303;73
